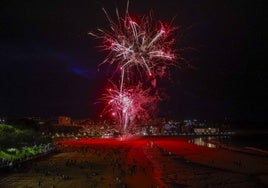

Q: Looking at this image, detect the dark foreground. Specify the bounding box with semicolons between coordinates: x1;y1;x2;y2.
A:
0;136;268;188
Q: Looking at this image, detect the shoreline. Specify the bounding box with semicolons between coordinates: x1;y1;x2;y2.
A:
206;138;268;157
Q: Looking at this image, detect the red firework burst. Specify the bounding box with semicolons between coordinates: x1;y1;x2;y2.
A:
90;1;178;133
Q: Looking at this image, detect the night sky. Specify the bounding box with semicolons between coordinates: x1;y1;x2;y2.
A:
0;0;265;122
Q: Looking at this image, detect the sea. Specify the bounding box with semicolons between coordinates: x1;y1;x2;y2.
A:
189;130;268;151
225;133;268;150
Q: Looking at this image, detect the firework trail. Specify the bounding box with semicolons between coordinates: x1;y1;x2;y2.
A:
102;83;159;133
90;1;178;134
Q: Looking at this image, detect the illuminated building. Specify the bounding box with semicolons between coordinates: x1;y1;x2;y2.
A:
58;116;71;126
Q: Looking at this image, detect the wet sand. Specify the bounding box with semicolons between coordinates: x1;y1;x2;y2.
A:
0;137;267;187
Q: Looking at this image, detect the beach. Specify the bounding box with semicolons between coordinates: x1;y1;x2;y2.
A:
0;136;267;187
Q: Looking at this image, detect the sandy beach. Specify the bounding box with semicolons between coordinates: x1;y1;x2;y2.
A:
0;137;267;188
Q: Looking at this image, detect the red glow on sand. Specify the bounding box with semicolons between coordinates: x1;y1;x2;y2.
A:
55;137;211;187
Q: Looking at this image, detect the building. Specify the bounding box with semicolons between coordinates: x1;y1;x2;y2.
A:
193;127;219;135
58;116;71;126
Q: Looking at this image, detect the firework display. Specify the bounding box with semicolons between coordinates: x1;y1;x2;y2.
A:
102;83;159;133
90;1;177;134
